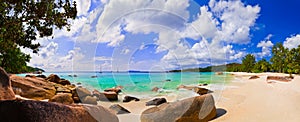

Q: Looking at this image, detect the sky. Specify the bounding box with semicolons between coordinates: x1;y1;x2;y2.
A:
23;0;300;72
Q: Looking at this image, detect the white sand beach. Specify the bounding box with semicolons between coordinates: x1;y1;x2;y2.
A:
212;73;300;122
100;72;300;122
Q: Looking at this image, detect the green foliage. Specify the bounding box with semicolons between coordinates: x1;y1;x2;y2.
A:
252;59;271;73
0;0;77;73
270;43;288;73
241;54;256;72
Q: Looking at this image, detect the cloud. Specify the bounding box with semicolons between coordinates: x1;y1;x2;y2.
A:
158;0;260;68
256;34;274;58
94;56;112;61
210;0;260;44
74;0;92;16
121;48;130;54
27;41;89;71
283;34;300;49
90;0;190;47
27;0;262;71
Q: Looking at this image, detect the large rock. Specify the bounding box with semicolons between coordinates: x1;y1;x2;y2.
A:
0;99;119;122
10;75;56;100
146;98;167;106
82;96;97;105
109;104;131;114
267;76;292;82
249;75;260;79
123;96;140;102
46;74;71;86
46;74;61;83
60;79;71;85
75;87;92;98
141;94;216;122
93;90;118;101
193;87;213;95
49;93;74;105
104;86;123;94
0;67;15;100
177;85;213;95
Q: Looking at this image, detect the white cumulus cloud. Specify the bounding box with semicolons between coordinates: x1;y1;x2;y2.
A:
283;34;300;49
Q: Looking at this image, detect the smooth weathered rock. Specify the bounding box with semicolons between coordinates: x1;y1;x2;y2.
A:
141;94;216;122
46;74;61;83
194;87;213;95
123;96;140;102
49;93;74;105
56;86;72;93
10;75;56;100
60;79;71;85
267;76;292;82
104;86;122;94
36;75;47;79
109;104;131;114
0;99;119;122
249;75;260;79
82;96;97;105
0;67;15;100
75;87;92;98
177;85;213;95
93;90;118;101
146;98;167;106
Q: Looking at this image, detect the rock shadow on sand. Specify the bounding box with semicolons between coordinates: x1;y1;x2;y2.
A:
211;108;227;121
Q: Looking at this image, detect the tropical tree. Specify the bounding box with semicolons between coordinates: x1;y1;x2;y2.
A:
0;0;77;73
241;54;256;72
270;43;288;73
252;59;271;73
285;47;300;77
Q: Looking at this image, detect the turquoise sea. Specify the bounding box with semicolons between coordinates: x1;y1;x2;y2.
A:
18;72;232;98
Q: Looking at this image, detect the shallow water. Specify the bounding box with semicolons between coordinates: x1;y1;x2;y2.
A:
18;72;232;98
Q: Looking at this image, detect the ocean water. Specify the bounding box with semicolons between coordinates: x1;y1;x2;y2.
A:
18;72;232;98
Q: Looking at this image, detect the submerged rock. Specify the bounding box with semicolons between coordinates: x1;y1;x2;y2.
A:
146;98;167;106
10;75;56;100
0;67;15;100
141;94;216;122
151;87;160;92
109;104;131;114
0;99;119;122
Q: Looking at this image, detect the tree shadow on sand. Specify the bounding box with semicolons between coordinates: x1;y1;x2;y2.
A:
211;108;227;121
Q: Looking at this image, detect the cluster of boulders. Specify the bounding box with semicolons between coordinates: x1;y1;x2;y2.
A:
11;73;126;105
1;67;218;121
0;67;118;122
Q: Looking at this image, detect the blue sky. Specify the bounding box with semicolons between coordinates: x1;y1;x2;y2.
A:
24;0;300;71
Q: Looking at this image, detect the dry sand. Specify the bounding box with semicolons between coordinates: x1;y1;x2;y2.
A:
98;72;300;122
212;72;300;122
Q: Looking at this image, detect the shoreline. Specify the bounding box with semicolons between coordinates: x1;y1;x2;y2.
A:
6;72;300;121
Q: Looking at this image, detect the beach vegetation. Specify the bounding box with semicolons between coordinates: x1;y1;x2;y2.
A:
0;0;77;73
